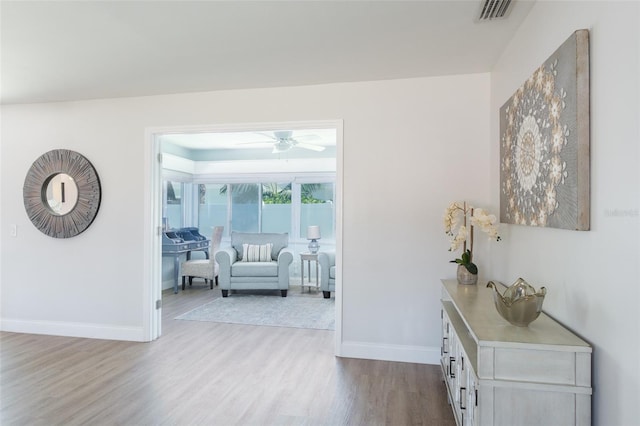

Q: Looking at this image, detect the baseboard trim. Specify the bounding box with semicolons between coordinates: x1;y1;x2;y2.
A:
162;279;175;291
0;318;146;342
340;340;440;365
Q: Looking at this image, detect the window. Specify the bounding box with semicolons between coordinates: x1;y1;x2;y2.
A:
300;183;335;240
163;180;184;229
262;183;292;234
193;180;335;240
231;183;260;233
197;184;228;235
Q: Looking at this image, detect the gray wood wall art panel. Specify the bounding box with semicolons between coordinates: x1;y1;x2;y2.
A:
23;149;101;238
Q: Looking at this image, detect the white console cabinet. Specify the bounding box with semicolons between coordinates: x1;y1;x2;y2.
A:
440;279;592;426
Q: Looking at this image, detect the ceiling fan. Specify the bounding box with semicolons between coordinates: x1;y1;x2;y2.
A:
254;130;326;154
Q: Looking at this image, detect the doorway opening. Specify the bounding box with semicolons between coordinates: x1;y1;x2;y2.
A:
144;120;343;355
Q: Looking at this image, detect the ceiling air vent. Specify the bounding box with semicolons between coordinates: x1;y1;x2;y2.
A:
477;0;514;21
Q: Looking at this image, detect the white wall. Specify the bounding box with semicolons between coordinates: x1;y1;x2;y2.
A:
0;74;491;362
489;2;639;425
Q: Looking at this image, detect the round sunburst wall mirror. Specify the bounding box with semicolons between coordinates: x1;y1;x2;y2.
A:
23;149;101;238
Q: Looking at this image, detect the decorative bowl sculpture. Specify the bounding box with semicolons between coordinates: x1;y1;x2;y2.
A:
487;278;547;327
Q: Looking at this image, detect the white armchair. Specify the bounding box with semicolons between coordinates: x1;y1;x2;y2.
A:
318;251;336;299
181;226;224;290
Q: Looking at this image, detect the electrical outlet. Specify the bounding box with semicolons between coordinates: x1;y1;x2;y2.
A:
10;224;17;237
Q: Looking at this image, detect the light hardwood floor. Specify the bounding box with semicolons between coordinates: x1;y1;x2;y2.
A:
1;283;455;426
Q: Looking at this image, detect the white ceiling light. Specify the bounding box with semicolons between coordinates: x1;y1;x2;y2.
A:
267;131;326;154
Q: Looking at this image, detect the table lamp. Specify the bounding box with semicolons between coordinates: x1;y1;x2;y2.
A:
307;225;321;254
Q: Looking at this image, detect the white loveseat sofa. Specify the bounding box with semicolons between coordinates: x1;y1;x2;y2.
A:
215;232;293;297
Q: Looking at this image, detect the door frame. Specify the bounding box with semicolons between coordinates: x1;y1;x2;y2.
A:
143;120;344;356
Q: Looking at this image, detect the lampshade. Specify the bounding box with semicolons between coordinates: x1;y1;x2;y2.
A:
307;225;321;240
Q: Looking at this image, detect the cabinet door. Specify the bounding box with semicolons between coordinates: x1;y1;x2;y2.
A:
465;367;479;426
441;309;450;358
441;310;452;378
449;330;459;395
448;332;468;424
455;345;472;425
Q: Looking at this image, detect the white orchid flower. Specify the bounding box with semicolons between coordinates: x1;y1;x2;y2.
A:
445;201;501;256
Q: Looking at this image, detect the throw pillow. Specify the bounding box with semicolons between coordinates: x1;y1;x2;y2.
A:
242;243;273;262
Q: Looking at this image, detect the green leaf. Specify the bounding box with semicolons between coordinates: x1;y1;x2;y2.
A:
464;263;478;274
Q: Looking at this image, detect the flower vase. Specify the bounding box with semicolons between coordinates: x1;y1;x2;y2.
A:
457;264;478;285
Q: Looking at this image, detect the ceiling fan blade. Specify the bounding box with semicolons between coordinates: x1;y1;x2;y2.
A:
292;134;321;142
236;140;272;145
254;131;278;141
295;142;326;152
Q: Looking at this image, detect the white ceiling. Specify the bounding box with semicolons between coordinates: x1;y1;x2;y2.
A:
1;0;535;106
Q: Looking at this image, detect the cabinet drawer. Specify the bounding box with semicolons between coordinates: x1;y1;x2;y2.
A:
493;387;575;426
494;348;576;385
